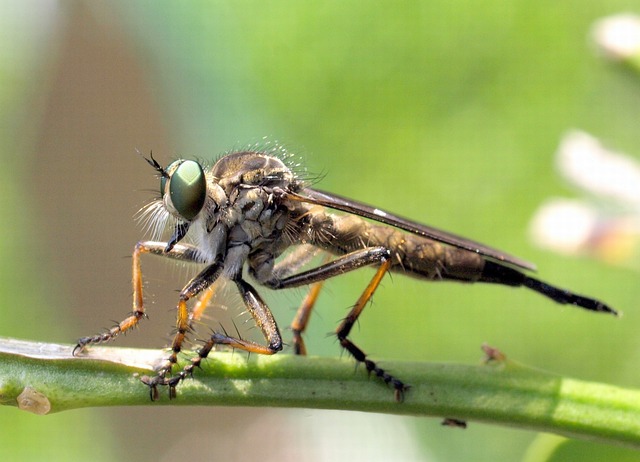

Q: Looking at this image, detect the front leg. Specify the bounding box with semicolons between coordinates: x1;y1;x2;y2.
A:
165;278;283;398
74;241;205;353
140;260;224;400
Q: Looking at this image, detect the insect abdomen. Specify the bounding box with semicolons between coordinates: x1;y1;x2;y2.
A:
315;211;487;282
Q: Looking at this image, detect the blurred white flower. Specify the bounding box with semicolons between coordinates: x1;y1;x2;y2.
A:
592;13;640;61
530;131;640;269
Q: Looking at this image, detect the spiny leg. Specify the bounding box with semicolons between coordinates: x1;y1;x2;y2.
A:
190;285;217;325
74;241;206;355
166;278;284;396
207;279;283;353
170;247;402;400
263;247;390;289
75;238;220;400
264;246;408;400
74;241;162;354
335;258;408;401
166;246;399;399
140;297;192;400
168;283;219;384
145;261;224;399
283;252;331;355
291;281;324;355
270;244;321;281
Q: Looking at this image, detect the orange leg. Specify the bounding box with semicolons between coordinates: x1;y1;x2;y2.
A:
143;286;220;400
335;258;408;401
146;262;224;397
290;281;324;355
186;278;283;356
264;246;408;400
156;277;284;398
74;240;221;388
73;241;164;354
190;286;217;324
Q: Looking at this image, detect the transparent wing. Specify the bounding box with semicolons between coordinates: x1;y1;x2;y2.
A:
284;187;536;272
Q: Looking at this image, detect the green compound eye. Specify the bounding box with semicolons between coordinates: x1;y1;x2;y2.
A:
160;172;168;198
165;160;206;220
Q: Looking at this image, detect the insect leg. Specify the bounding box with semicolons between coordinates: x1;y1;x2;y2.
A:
206;278;283;354
265;246;388;356
269;248;330;355
270;244;321;281
145;261;224;400
264;247;408;400
290;281;324;355
74;241;204;354
143;285;218;399
335;258;408;402
190;286;217;324
262;247;390;289
165;278;284;395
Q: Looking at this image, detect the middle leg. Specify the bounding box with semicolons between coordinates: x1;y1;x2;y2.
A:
143;261;223;400
166;278;284;397
266;246;407;400
290;281;324;355
334;258;408;401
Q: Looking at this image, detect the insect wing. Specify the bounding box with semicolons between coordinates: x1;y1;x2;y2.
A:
289;187;536;272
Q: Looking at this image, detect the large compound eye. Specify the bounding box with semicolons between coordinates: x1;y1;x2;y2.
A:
167;160;206;220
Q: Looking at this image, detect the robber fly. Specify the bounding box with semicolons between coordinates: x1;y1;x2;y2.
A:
75;147;617;401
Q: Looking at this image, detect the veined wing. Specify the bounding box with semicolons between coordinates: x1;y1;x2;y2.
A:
284;187;537;272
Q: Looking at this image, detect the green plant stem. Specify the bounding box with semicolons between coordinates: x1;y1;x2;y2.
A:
0;336;638;448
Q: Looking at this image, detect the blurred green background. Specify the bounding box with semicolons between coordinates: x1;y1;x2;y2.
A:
1;1;640;461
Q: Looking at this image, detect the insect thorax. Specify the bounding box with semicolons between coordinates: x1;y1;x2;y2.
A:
191;151;300;278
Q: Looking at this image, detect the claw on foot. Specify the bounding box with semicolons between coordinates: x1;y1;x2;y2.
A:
140;375;163;401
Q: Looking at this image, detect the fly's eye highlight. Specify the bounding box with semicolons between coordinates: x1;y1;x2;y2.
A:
166;160;206;220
